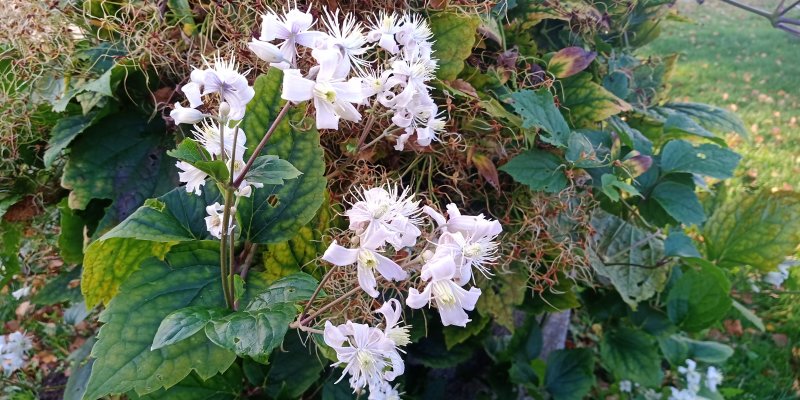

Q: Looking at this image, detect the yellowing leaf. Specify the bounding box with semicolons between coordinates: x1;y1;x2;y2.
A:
704;190;800;271
562;73;631;127
548;47;596;78
429;12;480;81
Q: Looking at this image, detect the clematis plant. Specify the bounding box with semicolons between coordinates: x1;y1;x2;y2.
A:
159;8;500;398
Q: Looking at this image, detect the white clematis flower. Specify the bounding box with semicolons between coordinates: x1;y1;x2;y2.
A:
705;366;723;392
170;102;208;125
281;48;365;130
11;286;30;300
182;57;254;120
395;14;434;59
204;202;235;239
678;359;702;394
322;242;407;298
424;203;503;238
345;185;422;250
375;299;411;346
176;161;207;196
367;12;401;54
1;331;32;377
423;203;502;284
323;321;404;393
406;255;481;327
191;119;247;160
368;380;402;400
321;8;370;77
258;5;326;67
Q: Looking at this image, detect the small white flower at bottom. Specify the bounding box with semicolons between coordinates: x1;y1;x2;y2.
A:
705;366;723;392
324;321;404;393
177;161;208;196
204;202;235;239
619;380;632;393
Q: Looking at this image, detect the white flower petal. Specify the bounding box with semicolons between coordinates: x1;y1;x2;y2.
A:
281;69;315;102
322;241;359;266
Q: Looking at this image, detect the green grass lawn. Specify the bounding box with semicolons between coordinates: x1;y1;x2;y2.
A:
645;2;800;398
646;0;800;190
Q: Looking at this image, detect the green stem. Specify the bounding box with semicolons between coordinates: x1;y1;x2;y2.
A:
220;187;236;308
229;222;237;310
232;101;292;188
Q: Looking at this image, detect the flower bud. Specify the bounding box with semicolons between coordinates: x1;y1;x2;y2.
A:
219;102;231;119
248;39;285;63
169;103;206;125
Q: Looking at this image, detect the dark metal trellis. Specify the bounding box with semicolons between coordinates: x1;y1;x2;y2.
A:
709;0;800;35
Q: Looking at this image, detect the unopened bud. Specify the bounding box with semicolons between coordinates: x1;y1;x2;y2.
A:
219;102;231;119
421;250;434;262
349;235;361;246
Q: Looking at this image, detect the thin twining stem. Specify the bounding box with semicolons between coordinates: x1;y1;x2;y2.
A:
291;286;362;329
298;266;337;320
232;101;292;188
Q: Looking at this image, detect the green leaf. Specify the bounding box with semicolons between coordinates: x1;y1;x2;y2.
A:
545;349;595;400
704;190;800;271
205;303;295;363
245;272;320;311
500;149;567;193
567;131;605;167
239;70;326;244
660;102;747;137
61;111;177;227
81;185;224;307
663;113;717;140
561;72;631;127
45;105;113;168
31;266;83;306
548;47;596;79
589;212;669;309
601;174;640;202
83;242;236;399
58;198;85;265
429;12;480;80
245;155;302;186
659;335;734;365
477;270;527;331
167;0;198;36
152;306;227;350
664;231;701;258
667;261;732;331
660;140;741;179
131;367;243;400
167;139;230;183
263;333;325;399
651;181;706;225
0;221;21;286
600;327;663;387
443;312;490;350
731;299;765;332
510;89;570;147
260;197;333;282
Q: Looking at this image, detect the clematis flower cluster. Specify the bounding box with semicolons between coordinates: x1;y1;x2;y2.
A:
319;184;503;396
666;359;724;400
324;299;408;397
406;204;502;327
250;5;447;149
1;331;32;377
169;57;259;239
